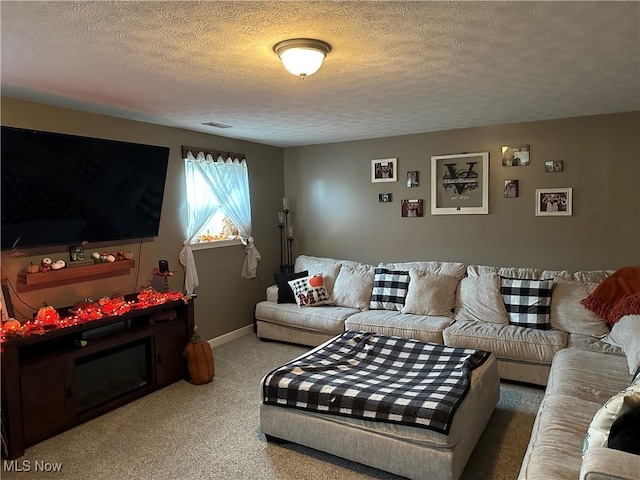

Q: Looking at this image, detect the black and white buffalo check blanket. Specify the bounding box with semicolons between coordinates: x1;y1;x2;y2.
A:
262;331;489;434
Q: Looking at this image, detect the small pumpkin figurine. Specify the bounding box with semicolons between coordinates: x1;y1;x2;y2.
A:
26;263;40;274
184;326;214;384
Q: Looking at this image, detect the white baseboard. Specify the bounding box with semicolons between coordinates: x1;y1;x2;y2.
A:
208;324;254;348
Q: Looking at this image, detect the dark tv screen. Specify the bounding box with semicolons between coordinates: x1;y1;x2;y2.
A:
1;126;170;250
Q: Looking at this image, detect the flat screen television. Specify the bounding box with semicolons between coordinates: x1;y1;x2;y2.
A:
1;126;171;250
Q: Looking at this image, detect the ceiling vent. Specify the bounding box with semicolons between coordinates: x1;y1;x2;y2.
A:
201;121;232;129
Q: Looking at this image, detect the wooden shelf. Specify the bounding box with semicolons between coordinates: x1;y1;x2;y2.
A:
16;260;136;292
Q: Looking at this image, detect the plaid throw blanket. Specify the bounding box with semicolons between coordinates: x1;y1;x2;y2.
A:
262;331;489;434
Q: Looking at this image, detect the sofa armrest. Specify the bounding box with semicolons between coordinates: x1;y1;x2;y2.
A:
580;447;640;480
266;285;279;302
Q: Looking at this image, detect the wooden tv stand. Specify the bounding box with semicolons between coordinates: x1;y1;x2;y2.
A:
1;295;195;459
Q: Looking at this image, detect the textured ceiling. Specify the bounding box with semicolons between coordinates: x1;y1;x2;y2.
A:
1;1;639;147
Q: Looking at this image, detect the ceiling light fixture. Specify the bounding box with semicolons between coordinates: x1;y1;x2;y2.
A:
273;38;332;79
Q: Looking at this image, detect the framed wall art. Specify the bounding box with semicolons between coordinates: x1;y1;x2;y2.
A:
504;179;519;198
406;171;419;187
502;145;530;166
378;193;392;203
371;158;397;183
544;160;564;173
535;188;572;216
401;199;423;217
431;152;489;215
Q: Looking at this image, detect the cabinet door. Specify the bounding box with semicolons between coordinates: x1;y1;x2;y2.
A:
154;321;187;386
21;362;72;444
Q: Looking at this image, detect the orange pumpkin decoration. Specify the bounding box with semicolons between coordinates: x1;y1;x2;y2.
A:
184;327;214;385
26;263;40;274
2;318;22;335
36;304;60;327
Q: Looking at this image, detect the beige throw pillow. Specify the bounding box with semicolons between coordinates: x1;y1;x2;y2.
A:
550;279;608;337
401;269;460;316
331;264;375;310
607;315;640;374
455;273;509;324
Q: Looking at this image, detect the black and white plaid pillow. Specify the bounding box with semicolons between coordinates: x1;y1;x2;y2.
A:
288;274;333;307
500;278;553;329
370;268;410;311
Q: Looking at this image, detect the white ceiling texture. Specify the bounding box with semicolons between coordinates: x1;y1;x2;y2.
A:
1;1;639;148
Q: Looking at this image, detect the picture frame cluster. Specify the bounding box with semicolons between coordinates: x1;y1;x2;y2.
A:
372;145;573;217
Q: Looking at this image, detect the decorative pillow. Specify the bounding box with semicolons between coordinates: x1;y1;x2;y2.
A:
369;268;410;311
608;406;640;455
606;315;640;374
288;274;333;307
294;256;342;294
582;378;640;456
550;279;609;337
331;264;375;310
501;278;553;329
401;269;460;316
274;270;309;304
455;273;509;324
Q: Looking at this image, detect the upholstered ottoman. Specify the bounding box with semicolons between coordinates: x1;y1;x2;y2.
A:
260;332;500;480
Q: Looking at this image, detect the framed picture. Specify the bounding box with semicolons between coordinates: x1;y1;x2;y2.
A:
378;193;392;203
544;160;564;173
535;188;572;216
504;179;519;198
401;199;423;217
502;145;530;166
431;152;489;215
406;171;419;187
371;158;397;183
69;245;85;262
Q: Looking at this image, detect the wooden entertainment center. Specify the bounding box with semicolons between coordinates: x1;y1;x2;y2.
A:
1;295;195;459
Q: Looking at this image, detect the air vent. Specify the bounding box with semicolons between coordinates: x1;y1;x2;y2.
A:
201;121;232;129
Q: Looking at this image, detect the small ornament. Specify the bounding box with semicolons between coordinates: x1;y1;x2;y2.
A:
41;257;53;271
124;251;134;260
36;304;60;328
106;254;116;263
2;318;22;335
27;263;40;274
91;251;101;261
51;260;66;270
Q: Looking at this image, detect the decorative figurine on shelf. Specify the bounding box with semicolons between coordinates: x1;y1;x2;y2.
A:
41;257;53;272
51;260;66;270
26;263;40;274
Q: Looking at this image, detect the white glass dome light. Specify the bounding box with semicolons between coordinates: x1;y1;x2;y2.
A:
273;39;332;79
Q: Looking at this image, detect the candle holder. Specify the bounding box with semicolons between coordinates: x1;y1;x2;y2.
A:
278;199;294;273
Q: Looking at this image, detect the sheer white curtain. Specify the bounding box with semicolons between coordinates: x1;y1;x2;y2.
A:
179;151;261;294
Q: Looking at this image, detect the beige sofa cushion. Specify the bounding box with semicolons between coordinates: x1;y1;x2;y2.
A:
568;334;623;355
467;264;544;279
443;320;566;363
331;264;375;310
573;270;614;283
255;301;358;333
401;269;459;317
344;310;453;344
294;255;343;294
379;260;466;278
455;273;509;324
550;279;609;338
606;315;640;374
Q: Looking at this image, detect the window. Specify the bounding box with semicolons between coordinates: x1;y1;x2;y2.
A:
179;147;261;292
183;150;245;247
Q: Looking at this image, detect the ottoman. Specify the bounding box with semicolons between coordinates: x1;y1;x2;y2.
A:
260;332;500;480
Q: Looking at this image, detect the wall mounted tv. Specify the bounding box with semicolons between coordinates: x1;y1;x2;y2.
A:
1;126;171;250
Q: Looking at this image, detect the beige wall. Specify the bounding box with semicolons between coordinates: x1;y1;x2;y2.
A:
284;112;640;271
1;98;284;341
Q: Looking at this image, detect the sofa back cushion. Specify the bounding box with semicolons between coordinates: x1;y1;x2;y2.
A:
454;273;509;324
331;264;375;310
401;269;460;317
467;264;544;279
550;279;609;337
369;268;410;311
294;255;343;294
606;315;640;375
379;261;466;278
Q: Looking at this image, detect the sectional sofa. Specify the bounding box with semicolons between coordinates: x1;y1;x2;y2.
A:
255;255;640;480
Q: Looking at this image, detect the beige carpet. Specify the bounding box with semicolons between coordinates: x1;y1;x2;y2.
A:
2;333;544;480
